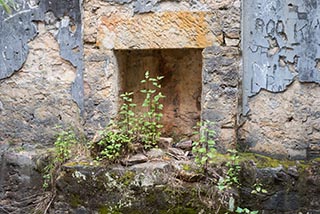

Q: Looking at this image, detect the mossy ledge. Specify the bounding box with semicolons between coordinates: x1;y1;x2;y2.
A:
48;151;320;214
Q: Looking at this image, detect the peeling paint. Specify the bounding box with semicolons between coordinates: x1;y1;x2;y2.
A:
0;0;84;113
0;2;38;79
242;0;320;114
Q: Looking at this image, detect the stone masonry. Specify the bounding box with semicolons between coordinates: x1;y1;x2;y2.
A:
1;0;320;159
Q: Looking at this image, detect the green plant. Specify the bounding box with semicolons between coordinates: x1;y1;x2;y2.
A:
192;120;216;169
54;129;77;163
94;92;136;161
0;0;15;13
251;182;268;194
139;71;165;148
43;128;77;189
235;207;259;214
96;121;131;161
95;71;165;160
217;149;241;191
216;150;266;214
119;92;137;136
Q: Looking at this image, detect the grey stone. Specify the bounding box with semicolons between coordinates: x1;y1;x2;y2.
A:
102;0;132;4
129;161;172;172
133;0;158;14
146;148;165;159
287;166;299;179
174;139;193;151
121;154;148;166
168;147;185;157
158;137;173;149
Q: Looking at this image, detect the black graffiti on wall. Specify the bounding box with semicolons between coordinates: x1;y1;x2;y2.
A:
0;0;84;113
242;0;320;114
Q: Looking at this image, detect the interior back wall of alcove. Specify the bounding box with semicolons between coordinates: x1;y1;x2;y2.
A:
116;49;202;138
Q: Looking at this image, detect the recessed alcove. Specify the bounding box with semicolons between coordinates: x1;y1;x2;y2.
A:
116;49;202;138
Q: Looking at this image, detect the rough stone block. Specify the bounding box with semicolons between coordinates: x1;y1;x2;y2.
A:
98;11;220;49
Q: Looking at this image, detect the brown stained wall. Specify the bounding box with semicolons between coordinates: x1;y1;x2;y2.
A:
117;49;202;138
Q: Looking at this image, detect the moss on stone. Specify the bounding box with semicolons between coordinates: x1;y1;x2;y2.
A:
209;151;311;169
98;205;122;214
237;152;310;169
70;194;83;208
118;171;135;186
159;207;198;214
64;161;96;167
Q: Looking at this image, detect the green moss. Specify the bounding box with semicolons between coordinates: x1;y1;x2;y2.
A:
98;205;122;214
70;194;83;208
311;157;320;163
182;164;190;171
237;153;310;169
159;207;198;214
208;151;311;169
209;152;231;164
64;161;96;167
118;171;135;186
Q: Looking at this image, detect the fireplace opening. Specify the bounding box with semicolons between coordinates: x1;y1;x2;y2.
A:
116;49;202;138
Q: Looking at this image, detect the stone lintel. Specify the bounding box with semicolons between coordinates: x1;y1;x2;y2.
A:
97;11;219;49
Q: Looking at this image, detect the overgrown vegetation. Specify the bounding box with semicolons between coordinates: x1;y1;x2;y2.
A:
37;71;270;213
192;120;216;170
215;150;267;214
191;122;267;213
94;71;165;161
43;128;78;189
139;71;165;148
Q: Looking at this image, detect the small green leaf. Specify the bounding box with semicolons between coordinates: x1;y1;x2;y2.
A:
198;148;206;153
235;207;243;213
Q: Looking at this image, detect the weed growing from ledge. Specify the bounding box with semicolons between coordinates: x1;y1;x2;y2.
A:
192;120;216;170
139;71;165;148
216;150;262;214
43;128;77;189
119;92;137;136
217;149;241;191
96;121;132;161
251;182;267;195
94;71;165;160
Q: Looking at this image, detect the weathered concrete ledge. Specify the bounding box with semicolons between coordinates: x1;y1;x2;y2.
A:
1;145;320;213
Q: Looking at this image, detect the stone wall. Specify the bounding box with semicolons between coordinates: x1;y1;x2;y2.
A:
240;0;320;159
82;0;241;147
2;0;320;159
0;0;83;145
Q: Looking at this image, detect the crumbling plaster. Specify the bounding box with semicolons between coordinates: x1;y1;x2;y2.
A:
6;0;320;159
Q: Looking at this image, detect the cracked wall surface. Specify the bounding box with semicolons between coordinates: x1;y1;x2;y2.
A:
241;0;320;159
1;0;240;154
0;0;84;144
242;0;320;114
0;0;242;148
